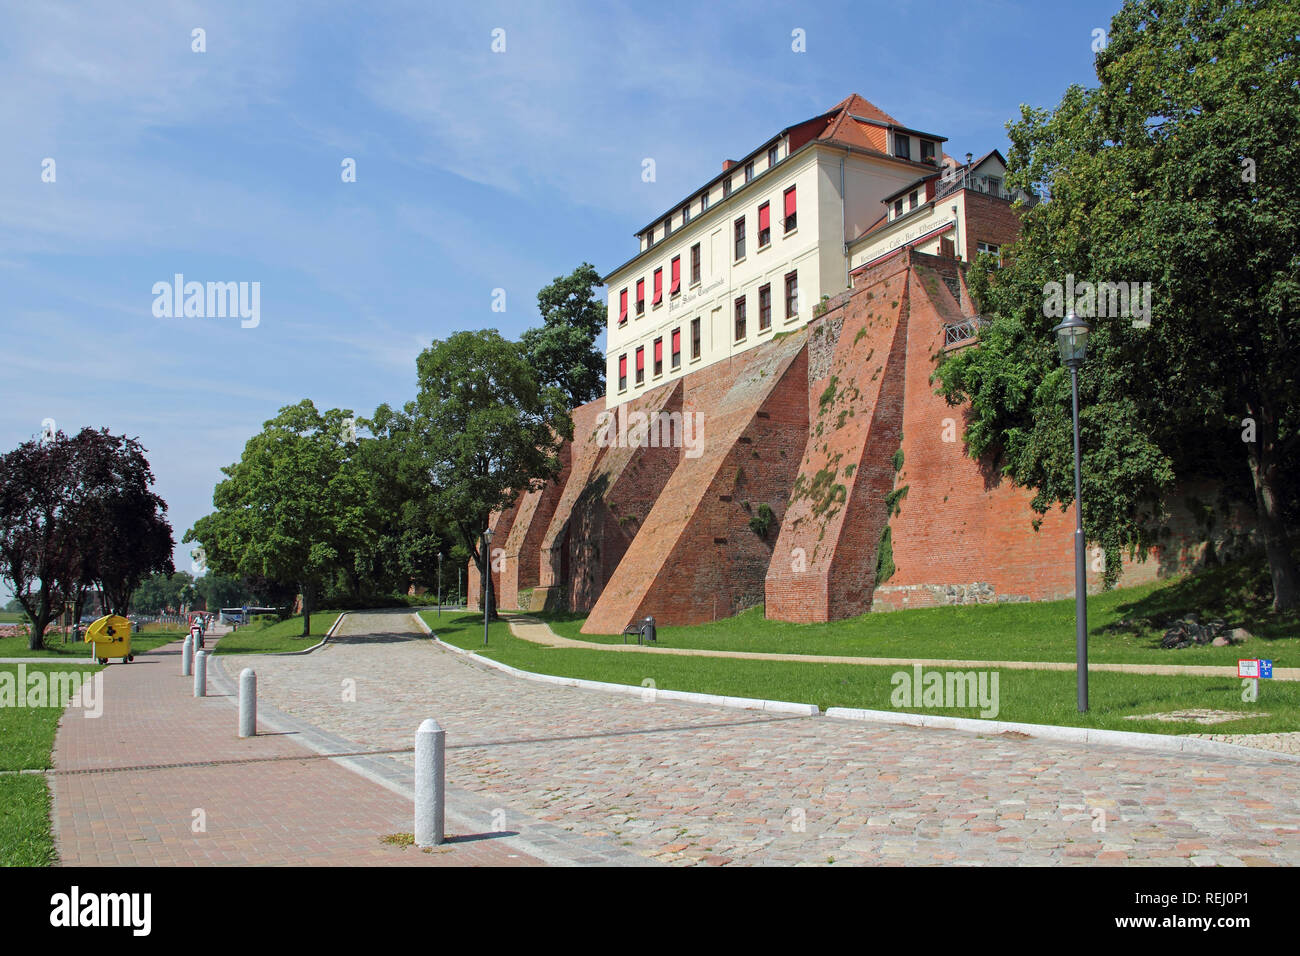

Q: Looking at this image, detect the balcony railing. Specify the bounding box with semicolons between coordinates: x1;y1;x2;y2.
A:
943;316;987;346
935;168;1030;204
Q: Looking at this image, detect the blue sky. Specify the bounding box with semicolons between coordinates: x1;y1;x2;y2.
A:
0;0;1124;590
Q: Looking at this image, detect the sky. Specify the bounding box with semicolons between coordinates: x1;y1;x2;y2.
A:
0;0;1124;593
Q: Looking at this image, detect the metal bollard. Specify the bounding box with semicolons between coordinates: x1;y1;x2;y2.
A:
193;650;207;697
182;635;193;676
414;718;445;847
238;668;256;737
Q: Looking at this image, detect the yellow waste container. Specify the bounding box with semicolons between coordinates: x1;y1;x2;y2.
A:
85;615;134;664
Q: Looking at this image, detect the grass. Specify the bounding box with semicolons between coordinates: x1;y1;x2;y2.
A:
211;610;343;655
0;661;104;866
420;611;1300;736
531;558;1300;667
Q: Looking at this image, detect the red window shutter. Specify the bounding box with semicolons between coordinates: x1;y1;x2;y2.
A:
654;339;663;362
670;257;681;294
619;289;628;323
653;268;663;304
758;204;770;232
619;355;627;376
671;329;681;353
784;186;797;218
636;348;644;370
636;278;645;305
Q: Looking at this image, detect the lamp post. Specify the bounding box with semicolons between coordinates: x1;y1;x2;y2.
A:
1052;310;1092;712
482;528;494;646
437;552;443;619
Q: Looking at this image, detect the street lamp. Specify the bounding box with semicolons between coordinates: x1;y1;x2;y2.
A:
1052;310;1091;712
437;552;443;619
482;528;494;646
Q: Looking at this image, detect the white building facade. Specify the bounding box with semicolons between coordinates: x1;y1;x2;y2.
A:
601;94;951;408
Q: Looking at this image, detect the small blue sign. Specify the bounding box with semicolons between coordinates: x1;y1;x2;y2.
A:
1260;660;1273;679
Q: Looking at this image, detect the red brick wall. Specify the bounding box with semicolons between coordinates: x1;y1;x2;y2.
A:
962;191;1023;265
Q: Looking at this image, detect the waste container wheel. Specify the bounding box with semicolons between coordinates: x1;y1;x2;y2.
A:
98;658;107;665
126;655;134;663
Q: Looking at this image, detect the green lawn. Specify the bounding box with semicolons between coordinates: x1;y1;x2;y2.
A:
421;611;1299;736
212;610;343;655
532;559;1299;667
0;661;105;866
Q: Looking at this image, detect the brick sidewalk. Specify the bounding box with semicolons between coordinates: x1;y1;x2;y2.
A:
49;636;541;866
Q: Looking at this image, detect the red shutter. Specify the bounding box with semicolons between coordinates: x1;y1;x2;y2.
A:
636;347;645;370
619;289;628;323
784;186;797;218
670;257;680;294
636;278;645;307
653;268;663;304
758;203;770;232
671;329;681;355
618;355;627;376
654;339;663;362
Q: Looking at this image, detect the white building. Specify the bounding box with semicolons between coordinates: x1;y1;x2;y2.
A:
601;94;953;408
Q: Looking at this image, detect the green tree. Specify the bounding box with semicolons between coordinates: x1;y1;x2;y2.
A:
520;262;606;408
394;330;572;616
185;401;364;635
131;571;195;614
936;0;1300;610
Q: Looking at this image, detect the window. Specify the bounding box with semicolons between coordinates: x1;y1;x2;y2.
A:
784;271;798;319
690;243;701;284
663;216;672;238
768;145;779;168
701;190;710;211
670;256;681;296
653;337;663;376
921;140;936;163
734;217;745;260
744;161;754;183
759;283;772;331
723;177;732;198
977;241;1003;267
986;176;1003;197
758;202;771;247
646;228;654;248
618;354;627;391
783;185;797;233
909;190;918;211
618;288;628;325
894;198;904;218
636;278;645;315
734;296;747;341
691;317;701;359
893;133;910;159
671;328;681;368
635;346;645;385
682;204;691;226
652;267;663;306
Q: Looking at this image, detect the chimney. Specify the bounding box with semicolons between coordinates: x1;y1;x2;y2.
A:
722;159;736;172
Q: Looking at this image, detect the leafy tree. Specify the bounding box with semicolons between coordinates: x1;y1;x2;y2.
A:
936;0;1300;610
3;597;23;613
520;262;606;408
131;571;195;614
393;330;572;616
195;573;253;613
185;401;364;636
0;428;172;648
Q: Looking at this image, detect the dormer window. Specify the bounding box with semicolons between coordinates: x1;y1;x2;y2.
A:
701;191;710;211
723;177;732;198
768;145;779;168
744;161;754;183
921;141;936;164
893;133;910;160
894;198;904;218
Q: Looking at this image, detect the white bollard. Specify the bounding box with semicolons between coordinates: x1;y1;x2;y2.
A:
193;650;207;697
414;718;445;847
238;668;256;737
182;635;193;676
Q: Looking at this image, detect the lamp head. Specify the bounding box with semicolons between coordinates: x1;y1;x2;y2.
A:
1052;310;1091;367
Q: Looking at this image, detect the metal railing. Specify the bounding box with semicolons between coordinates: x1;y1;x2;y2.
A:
943;317;986;346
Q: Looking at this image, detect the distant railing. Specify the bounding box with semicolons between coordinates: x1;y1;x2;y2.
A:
944;317;986;346
935;168;1029;204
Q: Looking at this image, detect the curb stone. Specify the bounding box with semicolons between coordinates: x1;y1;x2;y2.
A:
825;706;1300;764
